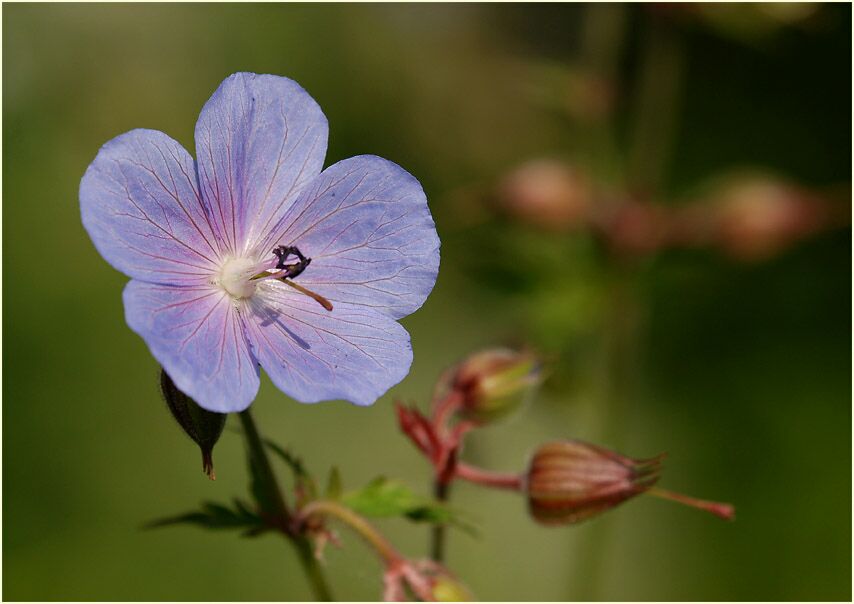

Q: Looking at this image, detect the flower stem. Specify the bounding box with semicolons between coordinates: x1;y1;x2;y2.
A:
432;390;464;436
428;390;465;563
294;538;336;602
430;478;451;563
238;409;291;517
298;499;402;566
647;487;735;521
626;9;685;196
238;409;335;601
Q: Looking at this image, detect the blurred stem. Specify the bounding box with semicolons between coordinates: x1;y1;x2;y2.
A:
238;410;334;602
574;264;645;601
294;540;335;603
580;3;627;83
573;11;684;599
578;2;628;180
627;11;685;197
598;263;645;448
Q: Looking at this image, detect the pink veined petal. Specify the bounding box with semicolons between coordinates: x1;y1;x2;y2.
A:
123;280;260;413
244;280;413;406
257;155;440;320
194;72;329;256
80;129;224;285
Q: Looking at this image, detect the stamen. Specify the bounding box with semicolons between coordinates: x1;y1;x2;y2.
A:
282;279;334;311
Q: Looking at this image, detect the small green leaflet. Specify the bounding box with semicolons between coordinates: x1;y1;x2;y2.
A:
341;477;478;536
325;467;343;500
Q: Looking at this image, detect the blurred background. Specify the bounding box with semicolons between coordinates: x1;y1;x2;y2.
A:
3;3;851;601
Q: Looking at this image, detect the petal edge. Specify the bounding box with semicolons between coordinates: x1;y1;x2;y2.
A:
245;280;413;406
260;155;440;320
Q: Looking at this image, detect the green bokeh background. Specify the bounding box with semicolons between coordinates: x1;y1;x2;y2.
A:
4;3;851;601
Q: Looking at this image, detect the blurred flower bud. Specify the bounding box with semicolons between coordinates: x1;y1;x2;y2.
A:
384;559;474;602
496;159;594;232
710;175;830;260
451;348;542;424
425;567;474;602
526;440;664;525
160;369;227;480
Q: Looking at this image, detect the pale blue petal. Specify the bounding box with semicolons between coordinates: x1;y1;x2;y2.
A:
258;155;440;319
195;72;328;255
123;280;260;413
80;129;224;285
244;280;413;406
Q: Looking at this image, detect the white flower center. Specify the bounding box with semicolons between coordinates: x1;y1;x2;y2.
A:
217;257;259;299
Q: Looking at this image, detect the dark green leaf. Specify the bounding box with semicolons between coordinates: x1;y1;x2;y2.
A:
144;499;267;536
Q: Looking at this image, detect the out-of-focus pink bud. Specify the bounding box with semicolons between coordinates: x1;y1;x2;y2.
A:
496;159;594;232
451;348;542;424
710;176;831;260
526;440;664;525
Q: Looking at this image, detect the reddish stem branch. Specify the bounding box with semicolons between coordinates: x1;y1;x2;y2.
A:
455;463;524;491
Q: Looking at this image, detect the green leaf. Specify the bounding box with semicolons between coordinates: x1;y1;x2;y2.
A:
342;477;419;517
325;467;342;500
341;477;479;536
145;499;267;537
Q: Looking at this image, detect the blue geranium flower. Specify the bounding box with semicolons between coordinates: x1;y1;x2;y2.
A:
80;72;440;412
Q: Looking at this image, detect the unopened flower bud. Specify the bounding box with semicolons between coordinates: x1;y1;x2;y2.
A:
160;369;227;480
385;559;474;602
452;349;541;424
526;440;664;525
427;569;474;602
496;159;593;232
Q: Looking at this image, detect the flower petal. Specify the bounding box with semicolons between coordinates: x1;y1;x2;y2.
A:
194;72;328;255
123;280;260;412
80;129;224;285
260;155;440;319
244;280;413;406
